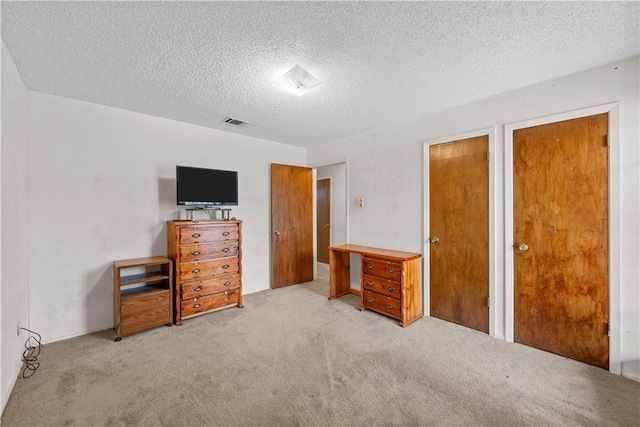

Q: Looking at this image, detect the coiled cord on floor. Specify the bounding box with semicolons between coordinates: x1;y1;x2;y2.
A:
20;328;41;378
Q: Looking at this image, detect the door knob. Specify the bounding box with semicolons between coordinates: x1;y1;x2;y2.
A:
274;229;281;236
429;236;440;243
515;243;529;251
324;224;330;228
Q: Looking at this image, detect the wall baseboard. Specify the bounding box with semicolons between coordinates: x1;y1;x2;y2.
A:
622;372;640;382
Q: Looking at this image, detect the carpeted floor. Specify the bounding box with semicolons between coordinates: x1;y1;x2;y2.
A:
2;265;639;426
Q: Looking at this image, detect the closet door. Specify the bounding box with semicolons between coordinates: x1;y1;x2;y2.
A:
513;113;609;368
429;135;489;333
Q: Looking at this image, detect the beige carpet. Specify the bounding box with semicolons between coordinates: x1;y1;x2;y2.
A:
2;267;639;426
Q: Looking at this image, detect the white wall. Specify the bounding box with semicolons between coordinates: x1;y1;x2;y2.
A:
26;92;306;343
1;42;30;413
308;57;640;380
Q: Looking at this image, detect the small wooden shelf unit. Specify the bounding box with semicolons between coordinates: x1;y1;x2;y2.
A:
329;244;423;327
113;256;173;341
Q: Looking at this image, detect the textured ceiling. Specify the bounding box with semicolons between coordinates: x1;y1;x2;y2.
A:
2;1;639;148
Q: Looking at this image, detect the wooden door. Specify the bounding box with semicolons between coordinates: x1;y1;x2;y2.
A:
429;136;489;333
513;113;609;368
317;178;331;264
271;163;314;288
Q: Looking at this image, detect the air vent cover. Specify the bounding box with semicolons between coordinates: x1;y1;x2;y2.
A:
222;117;248;127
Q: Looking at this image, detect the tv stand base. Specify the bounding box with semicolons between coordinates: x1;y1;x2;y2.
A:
185;208;231;221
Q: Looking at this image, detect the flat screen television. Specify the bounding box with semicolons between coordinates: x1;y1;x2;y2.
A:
176;165;238;206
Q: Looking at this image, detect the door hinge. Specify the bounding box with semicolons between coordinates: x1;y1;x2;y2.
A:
487;297;490;308
606;322;610;336
605;135;609;147
486;151;490;162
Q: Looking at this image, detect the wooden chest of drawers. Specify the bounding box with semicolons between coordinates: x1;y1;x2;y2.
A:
360;255;422;326
168;220;242;324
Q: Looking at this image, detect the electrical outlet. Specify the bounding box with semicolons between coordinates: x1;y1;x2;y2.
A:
17;321;21;337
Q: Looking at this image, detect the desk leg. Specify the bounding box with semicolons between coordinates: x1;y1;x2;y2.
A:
329;250;351;299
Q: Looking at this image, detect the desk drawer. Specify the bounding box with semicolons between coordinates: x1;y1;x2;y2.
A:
362;257;402;282
362;274;401;299
363;290;401;320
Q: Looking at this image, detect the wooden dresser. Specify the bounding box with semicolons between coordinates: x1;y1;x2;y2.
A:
329;244;422;327
167;220;242;324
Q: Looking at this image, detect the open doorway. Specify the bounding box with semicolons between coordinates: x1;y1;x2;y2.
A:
315;163;348;278
317;178;331;263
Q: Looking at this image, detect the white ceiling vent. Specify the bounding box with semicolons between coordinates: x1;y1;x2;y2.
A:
222;117;249;127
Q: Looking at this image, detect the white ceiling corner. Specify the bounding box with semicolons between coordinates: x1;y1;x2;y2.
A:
1;1;638;148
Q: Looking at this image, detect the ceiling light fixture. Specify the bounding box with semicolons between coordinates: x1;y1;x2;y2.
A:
275;65;322;96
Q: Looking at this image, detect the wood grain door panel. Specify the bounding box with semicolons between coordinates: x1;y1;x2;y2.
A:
271;164;313;288
429;135;489;333
317;178;331;264
513;113;609;368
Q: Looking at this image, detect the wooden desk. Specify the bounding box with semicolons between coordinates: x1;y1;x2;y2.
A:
329;244;423;327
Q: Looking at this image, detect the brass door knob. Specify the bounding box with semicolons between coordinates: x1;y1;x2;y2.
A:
274;229;281;236
515;243;529;251
429;236;440;243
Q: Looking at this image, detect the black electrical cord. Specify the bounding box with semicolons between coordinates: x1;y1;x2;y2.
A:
20;328;41;378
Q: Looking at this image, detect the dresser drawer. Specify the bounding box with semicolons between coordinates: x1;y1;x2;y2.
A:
179;225;239;245
363;290;401;320
362;257;402;282
179;257;239;281
179;242;239;262
362;274;401;299
181;274;241;300
121;290;171;336
182;289;240;317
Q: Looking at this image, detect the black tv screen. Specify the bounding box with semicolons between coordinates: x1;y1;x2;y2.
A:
176;166;238;206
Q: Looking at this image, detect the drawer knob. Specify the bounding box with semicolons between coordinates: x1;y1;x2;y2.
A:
223;281;232;286
386;268;395;274
191;251;201;256
192;268;201;274
222;231;230;237
386;304;395;310
368;298;375;303
222;264;230;269
193;303;202;309
222;248;230;253
367;265;374;270
387;287;395;292
193;286;203;292
366;281;374;287
192;233;201;238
